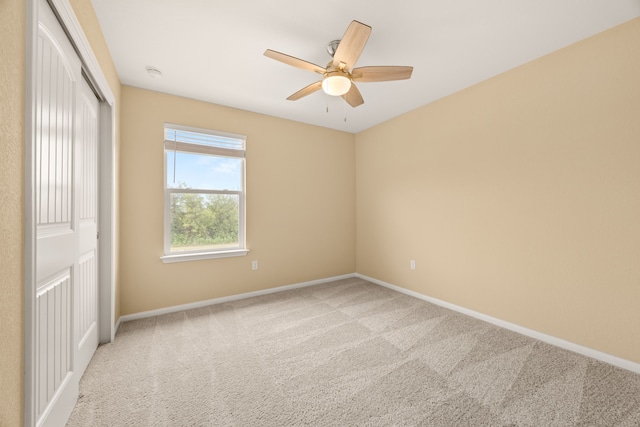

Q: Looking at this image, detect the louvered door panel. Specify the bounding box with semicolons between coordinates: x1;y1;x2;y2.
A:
35;272;72;419
36;33;74;228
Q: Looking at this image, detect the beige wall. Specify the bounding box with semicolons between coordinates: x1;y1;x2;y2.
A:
356;18;640;364
1;0;26;424
0;0;120;424
119;86;355;315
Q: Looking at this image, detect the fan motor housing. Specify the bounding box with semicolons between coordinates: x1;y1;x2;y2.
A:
326;39;341;57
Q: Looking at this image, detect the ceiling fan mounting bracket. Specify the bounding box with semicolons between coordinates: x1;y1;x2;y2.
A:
326;39;341;57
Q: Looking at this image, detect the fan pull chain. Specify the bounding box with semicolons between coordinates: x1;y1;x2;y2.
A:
343;100;347;122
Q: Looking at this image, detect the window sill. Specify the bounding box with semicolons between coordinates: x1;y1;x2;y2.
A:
160;249;249;264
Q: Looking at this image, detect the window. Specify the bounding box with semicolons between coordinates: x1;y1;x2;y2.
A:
161;124;247;263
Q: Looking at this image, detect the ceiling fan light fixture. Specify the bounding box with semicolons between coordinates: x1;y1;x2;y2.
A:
322;73;351;96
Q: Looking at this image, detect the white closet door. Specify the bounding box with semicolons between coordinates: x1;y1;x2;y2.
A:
34;0;100;425
75;76;100;377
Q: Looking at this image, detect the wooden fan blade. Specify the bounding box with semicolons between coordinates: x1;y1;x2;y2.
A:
351;66;413;82
264;49;326;74
342;83;364;108
287;81;323;101
332;21;371;71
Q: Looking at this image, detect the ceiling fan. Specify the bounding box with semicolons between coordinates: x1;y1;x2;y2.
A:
264;20;413;108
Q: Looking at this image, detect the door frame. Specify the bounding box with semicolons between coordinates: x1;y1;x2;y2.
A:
24;0;116;425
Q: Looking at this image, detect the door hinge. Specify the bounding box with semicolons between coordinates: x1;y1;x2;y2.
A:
97;231;100;240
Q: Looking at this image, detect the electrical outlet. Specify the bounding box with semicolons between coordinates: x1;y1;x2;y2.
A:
410;260;416;270
252;260;258;270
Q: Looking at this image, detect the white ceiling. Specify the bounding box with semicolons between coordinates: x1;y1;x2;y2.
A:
91;0;640;134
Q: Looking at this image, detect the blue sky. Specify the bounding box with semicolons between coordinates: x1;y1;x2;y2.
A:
166;152;242;191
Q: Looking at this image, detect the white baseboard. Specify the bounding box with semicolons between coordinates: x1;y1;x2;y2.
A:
114;316;122;335
113;271;640;374
357;273;640;374
116;273;357;325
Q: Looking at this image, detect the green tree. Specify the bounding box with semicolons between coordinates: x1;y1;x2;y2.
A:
205;194;239;243
170;188;239;249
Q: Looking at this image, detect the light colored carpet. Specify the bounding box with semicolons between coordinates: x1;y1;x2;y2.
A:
67;277;640;426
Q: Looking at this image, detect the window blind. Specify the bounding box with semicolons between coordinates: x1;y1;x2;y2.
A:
164;124;246;157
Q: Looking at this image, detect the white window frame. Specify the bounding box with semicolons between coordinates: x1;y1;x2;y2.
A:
160;123;248;263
